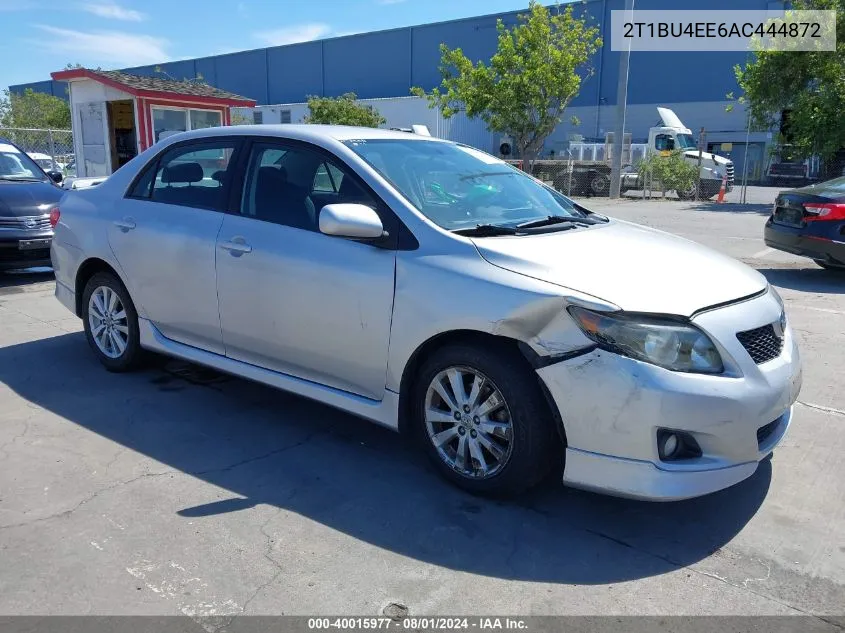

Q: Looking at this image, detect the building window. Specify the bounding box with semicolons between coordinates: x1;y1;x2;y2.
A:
280;110;291;124
190;109;223;130
151;107;223;143
253;110;263;124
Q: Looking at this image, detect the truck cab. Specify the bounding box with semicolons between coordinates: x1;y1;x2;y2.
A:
647;108;735;194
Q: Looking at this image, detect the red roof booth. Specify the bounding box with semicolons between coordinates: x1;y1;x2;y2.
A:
51;68;256;178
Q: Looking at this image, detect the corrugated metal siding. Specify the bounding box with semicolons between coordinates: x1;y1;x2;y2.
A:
323;30;412;98
215;49;269;104
267;41;323;103
10;0;780;149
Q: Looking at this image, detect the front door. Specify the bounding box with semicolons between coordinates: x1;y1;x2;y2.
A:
215;140;396;399
108;138;241;354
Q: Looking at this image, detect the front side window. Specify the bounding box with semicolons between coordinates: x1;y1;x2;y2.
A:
655;134;675;152
343;139;587;231
146;141;237;210
241;143;375;232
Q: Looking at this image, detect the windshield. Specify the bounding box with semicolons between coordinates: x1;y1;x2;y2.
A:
343;139;587;231
675;134;697;150
0;143;48;181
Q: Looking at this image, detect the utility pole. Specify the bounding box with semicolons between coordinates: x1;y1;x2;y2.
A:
609;0;635;199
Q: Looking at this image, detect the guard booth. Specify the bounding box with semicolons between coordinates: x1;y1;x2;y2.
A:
51;68;256;178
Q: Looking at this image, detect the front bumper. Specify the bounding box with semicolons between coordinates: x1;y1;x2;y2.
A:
764;220;845;266
537;290;802;501
0;230;53;270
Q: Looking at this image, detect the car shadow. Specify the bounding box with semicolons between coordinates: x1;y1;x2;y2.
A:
687;202;773;214
0;268;53;292
0;332;772;585
759;267;845;294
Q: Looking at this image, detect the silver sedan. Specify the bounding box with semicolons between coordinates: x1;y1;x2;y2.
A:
51;125;802;500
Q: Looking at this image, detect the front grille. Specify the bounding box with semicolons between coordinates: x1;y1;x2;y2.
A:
725;161;735;186
757;419;780;446
0;215;51;231
736;323;784;364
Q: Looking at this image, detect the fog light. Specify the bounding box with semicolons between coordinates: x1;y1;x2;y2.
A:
657;429;702;462
659;432;680;460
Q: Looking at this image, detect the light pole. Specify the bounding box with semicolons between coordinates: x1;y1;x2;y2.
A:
609;0;635;199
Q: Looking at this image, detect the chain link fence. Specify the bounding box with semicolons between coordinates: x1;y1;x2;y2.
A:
506;159;614;197
508;159;732;200
0;127;75;176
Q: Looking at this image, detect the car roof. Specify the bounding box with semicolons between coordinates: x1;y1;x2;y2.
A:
172;124;450;144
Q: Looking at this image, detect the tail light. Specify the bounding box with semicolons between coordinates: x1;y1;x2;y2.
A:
803;202;845;222
49;207;61;228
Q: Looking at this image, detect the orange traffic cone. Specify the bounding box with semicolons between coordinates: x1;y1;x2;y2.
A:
716;174;727;203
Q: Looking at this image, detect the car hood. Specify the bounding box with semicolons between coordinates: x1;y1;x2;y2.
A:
682;150;731;166
0;180;63;217
471;220;767;316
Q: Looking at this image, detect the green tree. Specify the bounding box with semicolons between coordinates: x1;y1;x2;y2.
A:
734;0;844;159
637;151;699;198
303;92;386;127
411;1;600;168
0;88;71;129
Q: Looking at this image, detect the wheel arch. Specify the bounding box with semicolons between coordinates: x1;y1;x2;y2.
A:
74;257;124;318
396;329;567;448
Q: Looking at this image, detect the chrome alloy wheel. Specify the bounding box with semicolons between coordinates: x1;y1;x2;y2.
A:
88;286;129;359
424;366;514;479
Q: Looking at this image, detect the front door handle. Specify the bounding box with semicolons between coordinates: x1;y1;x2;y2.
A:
113;217;136;231
219;238;252;255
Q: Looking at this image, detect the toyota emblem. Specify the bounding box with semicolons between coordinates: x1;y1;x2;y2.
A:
24;218;37;229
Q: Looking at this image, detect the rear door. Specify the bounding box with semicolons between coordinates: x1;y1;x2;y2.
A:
108;138;242;354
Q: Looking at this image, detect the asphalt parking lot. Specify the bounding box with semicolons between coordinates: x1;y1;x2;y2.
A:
0;187;843;623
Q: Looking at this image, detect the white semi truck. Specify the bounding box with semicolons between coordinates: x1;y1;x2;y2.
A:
569;107;735;199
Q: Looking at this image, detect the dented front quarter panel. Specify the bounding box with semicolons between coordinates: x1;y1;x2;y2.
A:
384;239;615;392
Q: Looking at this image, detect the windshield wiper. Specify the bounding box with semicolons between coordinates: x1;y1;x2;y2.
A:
459;171;514;181
516;215;598;229
0;176;43;182
453;223;519;237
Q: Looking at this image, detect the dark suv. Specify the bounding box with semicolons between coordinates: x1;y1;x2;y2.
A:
0;137;64;271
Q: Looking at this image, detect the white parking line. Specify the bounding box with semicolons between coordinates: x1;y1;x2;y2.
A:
752;247;775;258
798;401;845;417
789;305;845;316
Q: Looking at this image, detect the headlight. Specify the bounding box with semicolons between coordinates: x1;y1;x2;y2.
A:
568;306;724;374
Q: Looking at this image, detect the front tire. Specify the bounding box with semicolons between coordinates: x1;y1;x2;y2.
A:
82;272;143;372
413;343;558;496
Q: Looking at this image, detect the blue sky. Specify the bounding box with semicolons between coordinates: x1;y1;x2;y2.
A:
1;0;536;90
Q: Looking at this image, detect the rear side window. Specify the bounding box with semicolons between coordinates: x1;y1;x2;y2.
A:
128;164;156;198
127;141;239;210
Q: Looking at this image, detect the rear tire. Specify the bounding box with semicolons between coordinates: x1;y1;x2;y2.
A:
589;173;610;196
412;343;559;496
82;272;143;372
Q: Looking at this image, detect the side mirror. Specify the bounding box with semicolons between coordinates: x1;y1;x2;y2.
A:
319;203;384;240
47;170;63;183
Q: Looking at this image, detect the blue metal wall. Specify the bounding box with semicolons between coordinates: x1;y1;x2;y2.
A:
10;0;776;108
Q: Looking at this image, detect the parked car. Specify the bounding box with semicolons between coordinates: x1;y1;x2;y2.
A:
0;138;64;271
51;125;802;500
27;152;58;173
764;176;845;271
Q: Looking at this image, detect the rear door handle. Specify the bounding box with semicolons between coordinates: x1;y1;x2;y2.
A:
113;217;136;231
219;239;252;255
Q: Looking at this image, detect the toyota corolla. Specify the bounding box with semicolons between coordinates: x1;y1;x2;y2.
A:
50;125;802;500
